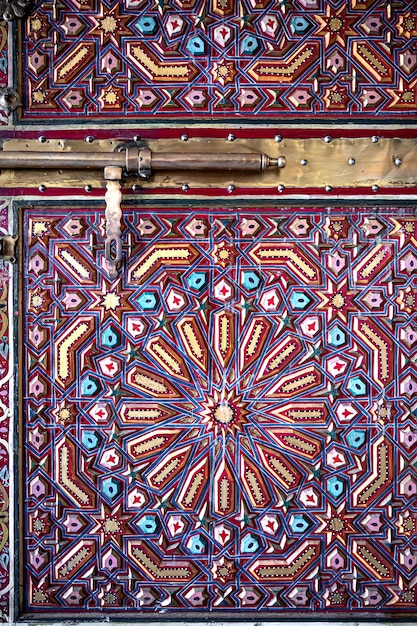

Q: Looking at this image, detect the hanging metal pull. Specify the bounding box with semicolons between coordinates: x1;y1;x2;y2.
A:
104;166;123;280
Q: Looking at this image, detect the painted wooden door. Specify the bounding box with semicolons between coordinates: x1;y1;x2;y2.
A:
0;0;416;621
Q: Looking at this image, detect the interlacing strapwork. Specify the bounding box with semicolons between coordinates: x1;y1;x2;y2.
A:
23;207;417;613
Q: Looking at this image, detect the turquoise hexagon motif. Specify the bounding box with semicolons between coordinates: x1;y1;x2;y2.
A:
289;514;311;533
187;534;207;554
327;475;345;500
101;326;121;348
81;430;100;451
347;375;367;397
290;16;312;35
137;515;158;534
187;271;207;291
81;375;100;396
137;292;158;310
186;36;206;55
137;16;157;35
289;291;311;310
242;270;261;290
241;533;259;553
328;325;346;347
102;477;122;501
346;429;366;449
241;35;259;55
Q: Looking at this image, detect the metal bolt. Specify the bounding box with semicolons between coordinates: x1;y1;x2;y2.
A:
85;184;92;192
348;158;355;165
371;135;379;143
227;133;235;142
85;136;94;143
38;136;46;143
38;184;46;192
181;134;188;142
227;184;235;193
278;184;285;192
324;135;332;143
300;159;308;166
275;134;283;143
325;185;333;192
182;184;189;191
372;185;379;192
132;184;140;191
395;157;402;166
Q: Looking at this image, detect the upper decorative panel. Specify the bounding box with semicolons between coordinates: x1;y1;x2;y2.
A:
19;0;417;123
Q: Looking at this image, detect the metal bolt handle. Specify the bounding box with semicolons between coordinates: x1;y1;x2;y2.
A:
104;166;123;280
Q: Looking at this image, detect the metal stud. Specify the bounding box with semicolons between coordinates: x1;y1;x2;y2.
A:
278;184;285;192
372;185;379;192
182;184;189;191
348;158;355;165
38;136;46;143
227;184;235;193
38;184;46;192
324;135;332;143
227;133;235;142
325;185;333;192
132;184;140;192
395;157;402;166
371;135;379;143
85;184;92;192
133;135;141;142
181;134;189;142
300;159;308;166
275;135;283;143
85;136;94;143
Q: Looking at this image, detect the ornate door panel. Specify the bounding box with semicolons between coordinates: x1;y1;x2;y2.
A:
0;0;416;622
21;204;417;616
18;0;417;122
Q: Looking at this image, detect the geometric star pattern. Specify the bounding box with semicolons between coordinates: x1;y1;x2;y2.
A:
22;205;417;615
20;0;417;121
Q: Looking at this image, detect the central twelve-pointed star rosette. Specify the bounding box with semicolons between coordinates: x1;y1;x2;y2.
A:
122;306;330;517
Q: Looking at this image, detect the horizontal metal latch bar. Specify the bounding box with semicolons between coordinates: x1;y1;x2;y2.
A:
0;149;285;176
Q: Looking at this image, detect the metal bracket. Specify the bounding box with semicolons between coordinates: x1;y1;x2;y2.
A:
0;235;18;263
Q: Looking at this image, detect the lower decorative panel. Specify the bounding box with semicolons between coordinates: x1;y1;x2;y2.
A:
21;205;417;616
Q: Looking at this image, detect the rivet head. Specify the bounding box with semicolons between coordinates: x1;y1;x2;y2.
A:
278;184;285;192
227;184;235;193
38;136;46;143
371;135;379;143
85;136;94;143
181;134;188;142
372;185;379;192
133;135;141;142
38;184;46;192
132;184;140;192
325;185;333;192
275;134;283;143
324;135;332;143
348;158;355;165
227;133;235;142
300;159;308;166
395;157;402;166
85;184;92;192
182;184;189;191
